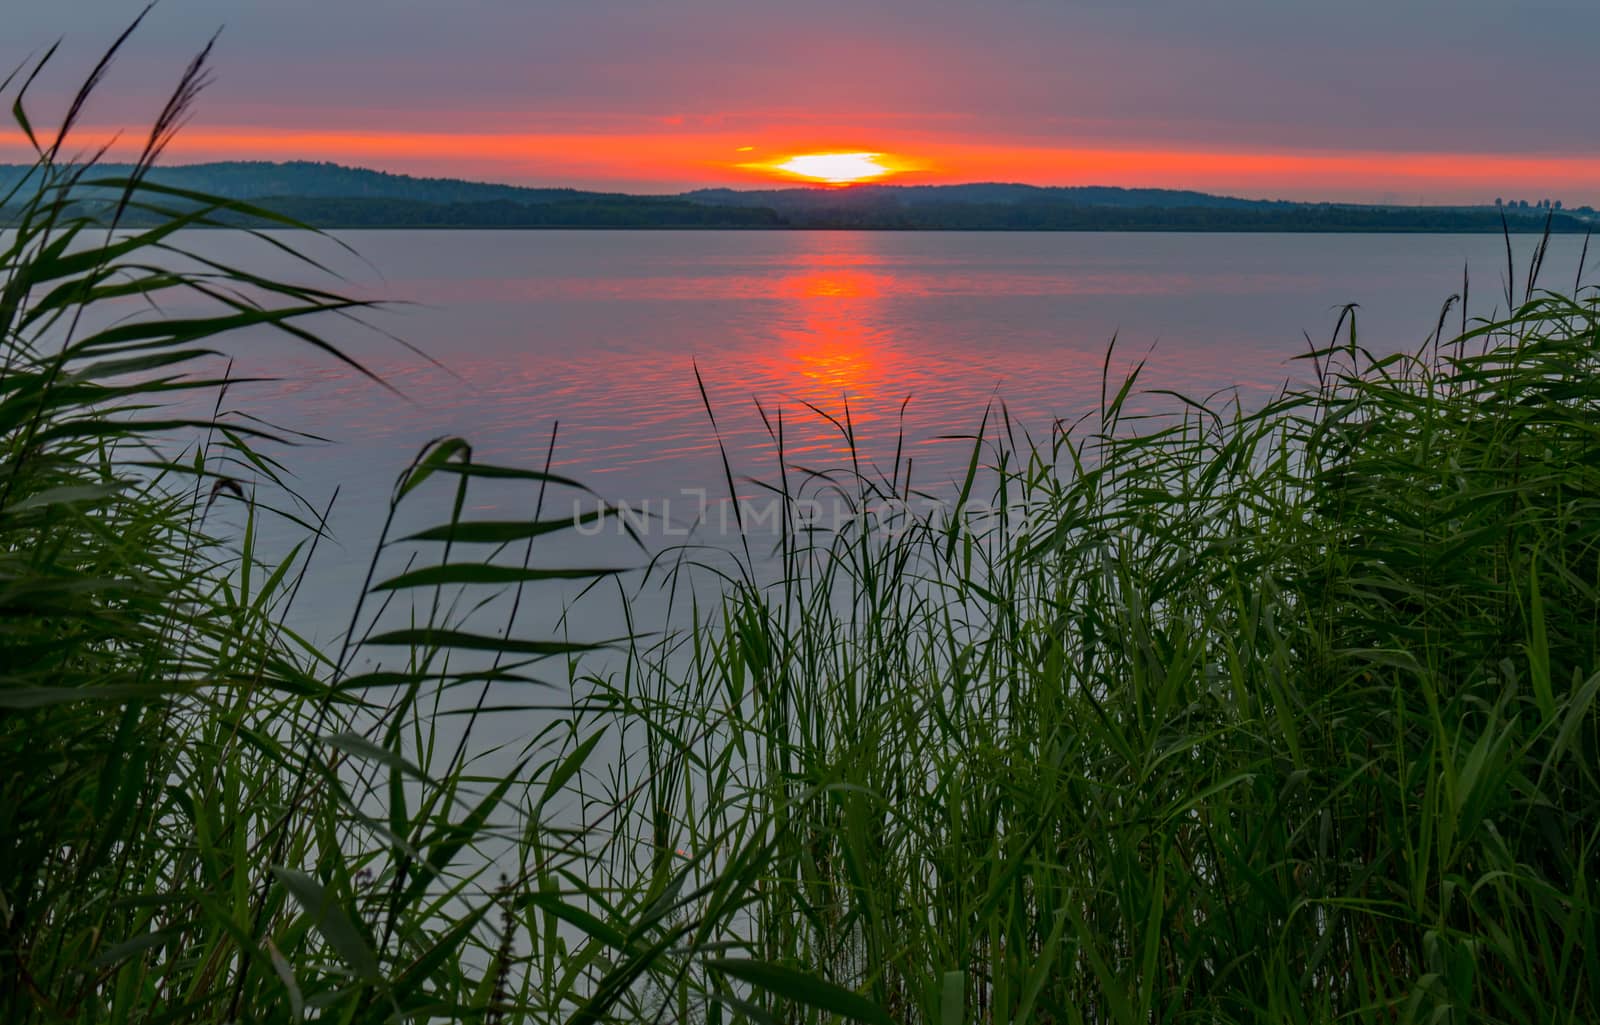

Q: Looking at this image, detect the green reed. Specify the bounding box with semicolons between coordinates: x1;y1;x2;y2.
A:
619;262;1600;1023
0;24;823;1025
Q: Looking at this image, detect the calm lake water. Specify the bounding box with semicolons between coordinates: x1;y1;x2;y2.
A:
173;229;1587;649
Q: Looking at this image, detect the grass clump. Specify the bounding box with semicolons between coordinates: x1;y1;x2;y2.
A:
0;27;792;1025
626;280;1600;1022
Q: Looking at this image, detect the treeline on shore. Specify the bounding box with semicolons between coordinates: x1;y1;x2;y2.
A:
3;166;1593;232
6;194;1588;232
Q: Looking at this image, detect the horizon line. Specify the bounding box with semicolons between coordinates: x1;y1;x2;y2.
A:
2;157;1587;212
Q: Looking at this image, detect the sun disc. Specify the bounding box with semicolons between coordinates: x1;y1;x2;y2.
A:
774;152;892;184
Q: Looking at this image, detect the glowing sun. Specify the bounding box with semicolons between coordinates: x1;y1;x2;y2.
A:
772;152;894;184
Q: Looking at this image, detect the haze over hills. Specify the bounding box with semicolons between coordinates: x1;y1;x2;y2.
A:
1;161;1591;232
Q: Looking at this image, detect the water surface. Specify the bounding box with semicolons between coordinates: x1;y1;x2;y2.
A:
177;229;1586;645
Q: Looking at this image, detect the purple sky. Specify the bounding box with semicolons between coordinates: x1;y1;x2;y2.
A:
5;1;1597;202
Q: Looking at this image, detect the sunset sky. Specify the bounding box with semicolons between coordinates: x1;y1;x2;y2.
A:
5;0;1598;204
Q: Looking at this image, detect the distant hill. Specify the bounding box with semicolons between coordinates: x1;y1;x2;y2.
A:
1;163;1285;209
0;160;600;205
684;183;1289;212
0;162;782;228
1;161;1591;233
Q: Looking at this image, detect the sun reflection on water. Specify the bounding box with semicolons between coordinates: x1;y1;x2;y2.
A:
770;271;891;416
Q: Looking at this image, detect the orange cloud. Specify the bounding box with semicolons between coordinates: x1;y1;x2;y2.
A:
925;142;1600;199
5;124;1598;203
